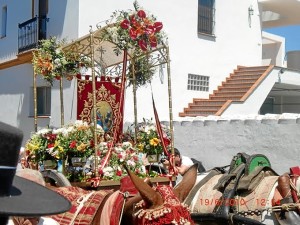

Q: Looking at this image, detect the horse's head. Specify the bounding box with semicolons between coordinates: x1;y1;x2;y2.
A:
122;164;198;225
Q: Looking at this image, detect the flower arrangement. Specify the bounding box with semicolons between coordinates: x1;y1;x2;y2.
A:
32;37;91;85
25;120;104;163
101;1;167;88
103;1;165;52
132;118;171;156
94;141;145;181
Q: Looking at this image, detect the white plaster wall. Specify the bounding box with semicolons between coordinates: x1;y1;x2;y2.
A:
262;31;286;67
75;0;263;121
170;114;300;175
0;0;278;146
0;0;32;62
0;64;49;144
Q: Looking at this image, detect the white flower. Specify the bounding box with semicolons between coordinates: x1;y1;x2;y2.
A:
126;159;136;167
119;151;126;162
122;142;132;149
103;166;114;177
37;128;51;135
52;127;64;134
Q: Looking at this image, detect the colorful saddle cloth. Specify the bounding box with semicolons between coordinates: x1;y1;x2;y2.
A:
49;186;113;225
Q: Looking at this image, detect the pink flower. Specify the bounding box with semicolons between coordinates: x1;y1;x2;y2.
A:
120;19;130;29
137;10;146;19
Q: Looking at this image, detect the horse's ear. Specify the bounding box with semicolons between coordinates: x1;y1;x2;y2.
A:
173;164;198;202
123;165;163;208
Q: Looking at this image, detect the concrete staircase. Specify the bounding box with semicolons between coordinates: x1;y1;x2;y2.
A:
179;65;273;117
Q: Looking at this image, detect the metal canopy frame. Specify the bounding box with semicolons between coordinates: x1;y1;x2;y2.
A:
33;24;174;174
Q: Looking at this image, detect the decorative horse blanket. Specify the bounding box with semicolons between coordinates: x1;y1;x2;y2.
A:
49;186;113;225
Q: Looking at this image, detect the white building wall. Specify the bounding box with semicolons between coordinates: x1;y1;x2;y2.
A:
0;0;32;62
75;0;263;122
262;31;286;67
0;0;268;143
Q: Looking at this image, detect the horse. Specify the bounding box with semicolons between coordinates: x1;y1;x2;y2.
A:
44;164;198;225
181;154;300;225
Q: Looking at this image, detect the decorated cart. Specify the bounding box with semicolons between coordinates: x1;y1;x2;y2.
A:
26;1;177;188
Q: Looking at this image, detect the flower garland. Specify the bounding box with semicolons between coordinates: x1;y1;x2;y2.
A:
32;37;91;85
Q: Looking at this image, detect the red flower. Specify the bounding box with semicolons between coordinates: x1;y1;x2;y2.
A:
129;15;138;27
129;28;137;40
55;76;61;80
116;170;122;176
138;39;148;51
145;25;155;35
120;19;130;29
149;35;157;48
163;137;171;147
69;140;77;149
137;10;146;19
90;140;94;148
154;22;163;32
47;143;54;149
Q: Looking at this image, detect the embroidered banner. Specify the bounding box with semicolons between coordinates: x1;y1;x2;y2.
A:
77;75;124;141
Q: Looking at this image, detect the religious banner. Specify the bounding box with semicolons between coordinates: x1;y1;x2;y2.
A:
77;75;124;141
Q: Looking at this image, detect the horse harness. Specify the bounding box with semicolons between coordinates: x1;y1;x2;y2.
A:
191;153;278;225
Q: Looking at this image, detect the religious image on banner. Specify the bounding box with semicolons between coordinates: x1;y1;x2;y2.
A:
77;75;124;140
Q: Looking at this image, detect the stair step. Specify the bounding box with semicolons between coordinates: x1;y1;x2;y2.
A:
225;78;258;84
183;109;218;115
221;82;253;88
188;105;222;110
230;74;262;79
217;86;250;92
193;99;226;105
179;112;211;117
213;91;246;96
236;66;269;72
210;96;242;101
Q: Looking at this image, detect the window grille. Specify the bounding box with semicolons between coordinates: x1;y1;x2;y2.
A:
198;0;215;35
187;74;209;91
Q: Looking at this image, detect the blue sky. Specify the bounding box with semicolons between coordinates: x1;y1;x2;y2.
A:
264;25;300;53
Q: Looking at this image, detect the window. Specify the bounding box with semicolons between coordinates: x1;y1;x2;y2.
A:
187;74;209;91
198;0;215;35
1;6;7;38
30;86;51;116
